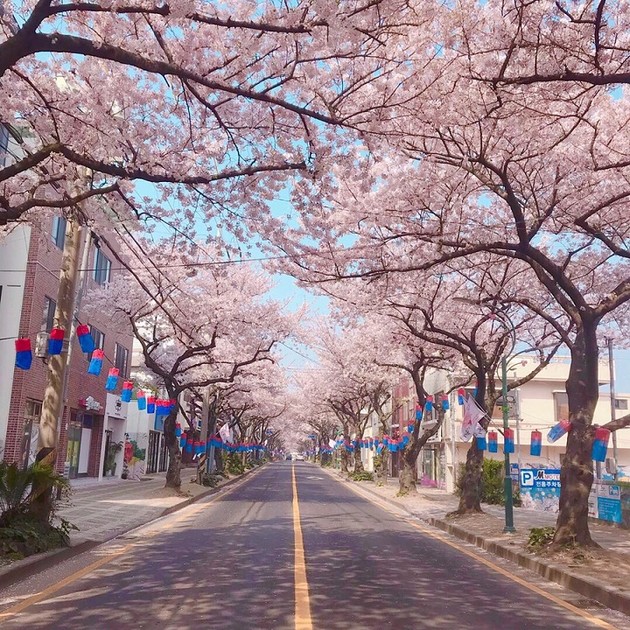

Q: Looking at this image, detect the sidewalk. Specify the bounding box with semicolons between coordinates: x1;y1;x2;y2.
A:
0;465;262;585
329;471;630;617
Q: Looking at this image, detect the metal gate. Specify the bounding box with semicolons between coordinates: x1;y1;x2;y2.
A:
147;430;160;474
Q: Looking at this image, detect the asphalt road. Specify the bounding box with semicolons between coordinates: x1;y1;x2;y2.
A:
0;463;623;629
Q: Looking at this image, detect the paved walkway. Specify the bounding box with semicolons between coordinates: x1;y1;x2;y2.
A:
370;477;630;556
58;470;227;545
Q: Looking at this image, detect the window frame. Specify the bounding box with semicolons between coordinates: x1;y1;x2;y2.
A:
114;343;129;378
554;392;569;423
51;216;67;250
42;296;56;332
87;325;105;360
93;248;112;286
0;124;9;168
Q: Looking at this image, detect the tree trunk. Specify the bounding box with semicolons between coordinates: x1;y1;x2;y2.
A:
554;323;599;547
340;445;350;473
353;445;364;473
455;377;487;514
374;450;389;485
214;447;224;474
163;410;181;489
398;451;417;495
455;440;484;514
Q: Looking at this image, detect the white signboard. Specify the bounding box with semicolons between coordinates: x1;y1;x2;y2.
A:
105;393;128;420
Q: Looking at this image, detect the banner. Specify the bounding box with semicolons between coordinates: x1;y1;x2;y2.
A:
461;395;486;441
219;422;232;443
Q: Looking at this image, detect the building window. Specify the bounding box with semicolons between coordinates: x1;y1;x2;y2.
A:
88;326;105;359
24;399;42;424
0;124;8;167
42;297;56;332
554;392;569;422
93;249;112;285
114;343;129;378
51;216;67;250
615;399;629;411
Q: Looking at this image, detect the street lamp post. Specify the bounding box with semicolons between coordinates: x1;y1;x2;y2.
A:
501;356;516;533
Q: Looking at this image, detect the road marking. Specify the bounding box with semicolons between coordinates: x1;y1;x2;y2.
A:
292;465;313;630
0;546;131;619
339;478;618;630
0;468;264;621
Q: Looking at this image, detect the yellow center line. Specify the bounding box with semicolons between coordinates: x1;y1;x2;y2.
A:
339;478;618;630
292;465;313;630
0;467;263;621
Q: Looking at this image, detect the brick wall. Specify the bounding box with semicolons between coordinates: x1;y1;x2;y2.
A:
4;221;133;476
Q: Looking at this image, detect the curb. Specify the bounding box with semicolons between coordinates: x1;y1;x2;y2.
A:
0;464;265;589
428;516;630;617
0;540;99;590
323;469;630;618
159;464;263;517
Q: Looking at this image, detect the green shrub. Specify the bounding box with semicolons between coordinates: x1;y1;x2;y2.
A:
527;526;555;551
349;471;374;482
225;454;245;476
455;460;521;506
0;462;76;560
0;462;69;527
200;473;221;488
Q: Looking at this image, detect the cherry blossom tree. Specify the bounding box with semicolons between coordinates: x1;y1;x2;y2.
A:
0;0;422;230
271;20;630;542
89;236;295;488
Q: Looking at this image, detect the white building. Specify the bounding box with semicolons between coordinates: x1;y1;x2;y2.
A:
393;355;629;493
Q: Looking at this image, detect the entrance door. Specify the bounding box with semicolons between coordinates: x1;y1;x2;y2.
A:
67;423;82;479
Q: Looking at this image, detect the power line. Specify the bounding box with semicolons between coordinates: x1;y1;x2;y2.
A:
0;253;294;274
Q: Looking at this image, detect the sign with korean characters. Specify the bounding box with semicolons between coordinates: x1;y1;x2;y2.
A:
519;468;561;513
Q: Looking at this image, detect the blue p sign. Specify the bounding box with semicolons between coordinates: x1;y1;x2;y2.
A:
520;470;534;487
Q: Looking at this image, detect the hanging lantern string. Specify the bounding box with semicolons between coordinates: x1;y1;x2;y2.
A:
5;314;123;372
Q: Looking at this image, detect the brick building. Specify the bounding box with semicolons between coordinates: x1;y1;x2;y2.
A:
0;221;134;478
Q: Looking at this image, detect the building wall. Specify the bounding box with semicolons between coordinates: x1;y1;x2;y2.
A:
0;221;134;476
0;225;30;460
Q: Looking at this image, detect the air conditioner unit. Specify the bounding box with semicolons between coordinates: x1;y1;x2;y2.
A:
34;331;49;358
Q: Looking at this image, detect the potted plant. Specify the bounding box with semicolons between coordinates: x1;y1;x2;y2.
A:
105;441;123;476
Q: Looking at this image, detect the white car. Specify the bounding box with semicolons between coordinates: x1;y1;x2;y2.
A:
294;454;305;461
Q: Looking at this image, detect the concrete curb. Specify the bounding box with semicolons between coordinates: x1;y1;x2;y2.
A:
0;464;265;589
324;468;630;618
428;517;630;617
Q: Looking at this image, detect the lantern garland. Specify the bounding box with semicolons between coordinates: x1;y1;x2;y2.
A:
76;325;95;353
530;430;542;456
592;427;611;462
88;349;104;375
48;327;65;355
14;338;33;370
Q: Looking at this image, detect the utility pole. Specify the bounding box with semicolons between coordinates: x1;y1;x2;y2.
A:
502;356;516;533
38;215;84;470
